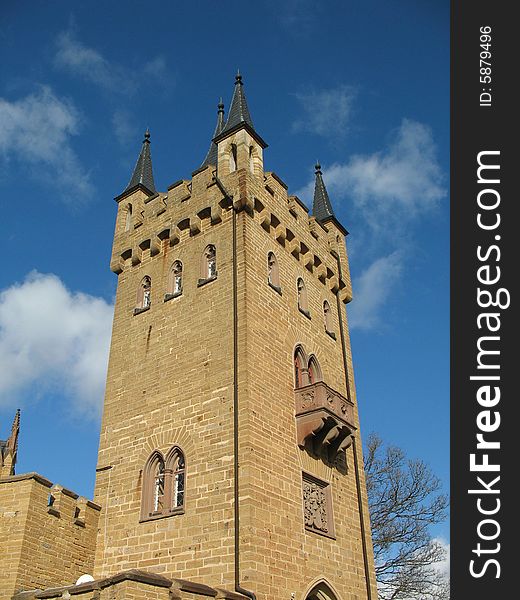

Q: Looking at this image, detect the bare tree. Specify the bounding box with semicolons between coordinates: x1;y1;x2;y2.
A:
364;434;449;600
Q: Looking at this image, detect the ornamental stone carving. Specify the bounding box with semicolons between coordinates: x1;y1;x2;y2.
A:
303;479;328;533
302;473;335;538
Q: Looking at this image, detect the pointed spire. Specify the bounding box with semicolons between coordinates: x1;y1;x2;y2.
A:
1;409;20;476
214;73;267;148
123;129;157;195
201;99;225;168
313;162;336;221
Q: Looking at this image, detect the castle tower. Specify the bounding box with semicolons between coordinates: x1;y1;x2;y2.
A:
93;74;377;600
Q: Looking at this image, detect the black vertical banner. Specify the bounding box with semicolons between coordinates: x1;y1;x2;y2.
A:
451;2;515;598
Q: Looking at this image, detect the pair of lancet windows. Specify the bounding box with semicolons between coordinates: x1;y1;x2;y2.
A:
141;447;185;520
294;345;322;389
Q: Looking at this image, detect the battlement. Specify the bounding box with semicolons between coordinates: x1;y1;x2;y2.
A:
110;165;352;304
0;472;100;598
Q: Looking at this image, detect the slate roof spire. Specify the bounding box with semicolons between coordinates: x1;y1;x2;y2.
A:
214;72;267;148
201;99;225;168
313;162;335;221
123;129;157;195
312;162;348;235
1;409;20;476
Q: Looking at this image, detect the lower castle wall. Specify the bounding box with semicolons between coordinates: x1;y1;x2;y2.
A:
0;473;100;598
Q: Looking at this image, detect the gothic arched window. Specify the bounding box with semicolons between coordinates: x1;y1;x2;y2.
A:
141;447;186;521
307;355;322;385
166;446;186;510
200;244;217;283
294;345;308;389
135;276;152;314
268;252;281;292
170;260;182;296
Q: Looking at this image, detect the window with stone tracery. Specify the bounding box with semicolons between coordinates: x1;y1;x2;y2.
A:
141;447;186;521
199;245;217;285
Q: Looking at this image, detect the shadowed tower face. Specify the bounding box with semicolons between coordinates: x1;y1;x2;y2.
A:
94;74;377;600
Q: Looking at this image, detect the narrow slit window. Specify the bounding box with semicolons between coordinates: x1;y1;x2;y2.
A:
297;278;309;316
324;300;334;335
125;204;133;231
229;144;238;172
268;252;280;290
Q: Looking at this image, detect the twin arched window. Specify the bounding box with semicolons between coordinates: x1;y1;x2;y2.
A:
294;345;322;388
141;447;186;520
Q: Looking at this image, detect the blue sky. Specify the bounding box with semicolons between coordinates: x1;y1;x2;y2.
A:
0;0;449;542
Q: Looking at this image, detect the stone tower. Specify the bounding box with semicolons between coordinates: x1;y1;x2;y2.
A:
93;73;378;600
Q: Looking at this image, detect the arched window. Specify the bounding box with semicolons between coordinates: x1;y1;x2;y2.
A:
141;451;165;519
249;146;255;174
307;355;322;384
135;276;152;314
294;345;308;389
297;278;310;317
166;447;186;509
153;460;165;512
200;244;217;282
305;581;339;600
267;252;281;291
141;447;186;521
125;204;132;231
229;144;238;172
166;261;183;299
323;301;335;338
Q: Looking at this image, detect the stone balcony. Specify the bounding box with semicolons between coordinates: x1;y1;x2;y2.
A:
294;381;356;462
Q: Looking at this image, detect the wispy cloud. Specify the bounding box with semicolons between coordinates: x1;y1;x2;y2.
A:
54;30;170;95
295;118;446;331
0;86;93;199
0;272;113;419
275;0;323;38
328;119;445;228
292;85;357;138
112;109;138;146
297;119;445;232
348;251;404;331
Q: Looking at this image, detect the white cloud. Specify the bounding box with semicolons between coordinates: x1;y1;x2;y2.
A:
348;252;404;331
0;272;113;419
432;537;450;578
292;85;357;137
0;86;92;198
55;30;170;95
322;119;445;229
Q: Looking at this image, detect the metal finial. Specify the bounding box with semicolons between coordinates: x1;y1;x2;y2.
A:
144;128;150;141
235;69;242;84
315;162;322;173
218;98;224;111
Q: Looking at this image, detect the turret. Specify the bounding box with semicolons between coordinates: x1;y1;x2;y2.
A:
214;72;267;177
